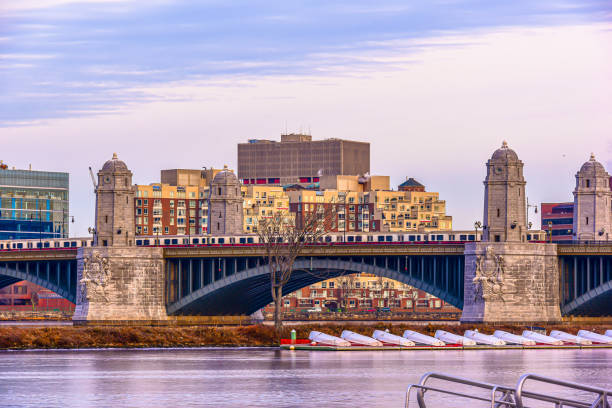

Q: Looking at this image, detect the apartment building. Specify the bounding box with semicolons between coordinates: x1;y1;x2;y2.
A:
266;273;459;313
371;190;452;232
242;185;293;233
134;168;227;236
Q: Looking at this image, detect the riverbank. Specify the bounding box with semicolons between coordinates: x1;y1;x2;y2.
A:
1;322;612;350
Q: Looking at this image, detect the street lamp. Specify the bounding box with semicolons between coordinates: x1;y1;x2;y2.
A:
474;221;482;241
526;197;538;230
88;227;97;246
548;221;553;243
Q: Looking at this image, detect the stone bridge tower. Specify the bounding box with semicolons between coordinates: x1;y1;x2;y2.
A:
73;153;167;323
94;153;135;247
209;165;243;235
573;154;612;241
483;141;527;242
461;142;561;324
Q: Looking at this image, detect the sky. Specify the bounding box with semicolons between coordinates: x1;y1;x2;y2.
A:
1;0;611;236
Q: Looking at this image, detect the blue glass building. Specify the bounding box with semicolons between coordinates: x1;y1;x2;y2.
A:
0;166;69;240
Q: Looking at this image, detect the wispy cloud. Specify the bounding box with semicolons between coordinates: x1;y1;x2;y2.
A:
1;0;610;126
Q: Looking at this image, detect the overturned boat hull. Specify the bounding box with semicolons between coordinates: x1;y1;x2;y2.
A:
522;330;563;345
403;330;445;346
373;330;415;347
549;330;592;345
577;330;612;344
493;330;535;346
464;330;505;346
309;331;351;347
341;330;383;346
435;330;476;346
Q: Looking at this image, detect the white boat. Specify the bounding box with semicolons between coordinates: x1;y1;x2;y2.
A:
605;330;612;338
577;330;612;344
308;331;351;347
403;330;445;346
341;330;383;346
464;330;505;346
549;330;592;345
434;330;476;346
521;330;563;345
493;330;535;346
372;330;415;347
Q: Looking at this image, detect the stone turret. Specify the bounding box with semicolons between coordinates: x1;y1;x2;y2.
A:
95;153;135;246
573;153;612;241
209;165;244;235
461;142;560;324
483;141;527;242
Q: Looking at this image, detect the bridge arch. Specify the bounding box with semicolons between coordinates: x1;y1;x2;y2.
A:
562;280;612;316
167;257;464;315
0;260;77;304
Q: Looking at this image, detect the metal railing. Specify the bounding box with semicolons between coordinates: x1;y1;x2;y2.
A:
515;374;611;408
405;372;612;408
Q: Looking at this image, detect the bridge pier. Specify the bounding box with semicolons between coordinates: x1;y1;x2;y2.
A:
461;242;561;323
73;247;168;322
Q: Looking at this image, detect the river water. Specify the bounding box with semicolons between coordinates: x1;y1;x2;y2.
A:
1;348;611;407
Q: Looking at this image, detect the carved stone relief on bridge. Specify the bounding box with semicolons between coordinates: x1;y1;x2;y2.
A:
473;246;506;302
79;253;111;303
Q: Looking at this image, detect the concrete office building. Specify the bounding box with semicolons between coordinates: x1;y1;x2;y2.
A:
237;134;370;186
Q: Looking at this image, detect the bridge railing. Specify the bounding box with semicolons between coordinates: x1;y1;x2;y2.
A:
405;371;612;408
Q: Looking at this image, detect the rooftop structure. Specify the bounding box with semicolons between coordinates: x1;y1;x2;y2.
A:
237;134;370;186
398;177;425;192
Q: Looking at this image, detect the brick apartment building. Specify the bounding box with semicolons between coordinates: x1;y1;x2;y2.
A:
265;273;459;314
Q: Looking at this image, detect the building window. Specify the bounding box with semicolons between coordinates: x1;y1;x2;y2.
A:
586;217;589;225
497;208;500;217
586;179;590;188
494;235;500;242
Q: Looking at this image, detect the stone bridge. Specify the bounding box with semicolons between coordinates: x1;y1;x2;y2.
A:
1;242;611;320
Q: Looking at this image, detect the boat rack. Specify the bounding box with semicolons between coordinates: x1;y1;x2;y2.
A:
405;372;612;407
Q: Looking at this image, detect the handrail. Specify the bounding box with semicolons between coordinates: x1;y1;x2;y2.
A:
405;372;612;408
515;374;611;408
406;372;516;408
405;384;502;408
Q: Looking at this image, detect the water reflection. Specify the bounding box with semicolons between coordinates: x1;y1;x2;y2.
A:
0;348;610;407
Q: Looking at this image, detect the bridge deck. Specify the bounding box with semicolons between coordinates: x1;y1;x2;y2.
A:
163;244;466;258
0;249;77;262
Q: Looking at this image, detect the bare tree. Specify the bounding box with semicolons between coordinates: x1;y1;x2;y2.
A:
256;202;336;333
336;273;356;312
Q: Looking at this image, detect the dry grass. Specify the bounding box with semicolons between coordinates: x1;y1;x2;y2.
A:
0;322;610;350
